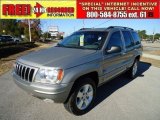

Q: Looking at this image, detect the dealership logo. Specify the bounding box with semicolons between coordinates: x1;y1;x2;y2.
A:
33;2;46;18
2;2;74;18
33;2;74;18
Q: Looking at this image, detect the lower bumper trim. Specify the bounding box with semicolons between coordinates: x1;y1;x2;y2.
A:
12;72;73;103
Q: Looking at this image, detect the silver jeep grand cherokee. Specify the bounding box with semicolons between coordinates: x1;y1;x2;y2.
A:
12;26;142;115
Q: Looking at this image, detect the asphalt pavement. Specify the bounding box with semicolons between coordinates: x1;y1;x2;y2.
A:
0;62;160;120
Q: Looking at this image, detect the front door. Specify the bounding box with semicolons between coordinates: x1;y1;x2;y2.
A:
102;31;126;83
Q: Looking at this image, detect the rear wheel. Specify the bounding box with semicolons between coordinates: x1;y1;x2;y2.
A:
127;59;138;79
64;78;96;115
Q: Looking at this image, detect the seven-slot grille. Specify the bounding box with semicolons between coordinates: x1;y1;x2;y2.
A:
15;63;36;82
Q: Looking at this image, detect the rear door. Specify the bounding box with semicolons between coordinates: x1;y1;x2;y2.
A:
131;31;142;51
102;30;126;82
121;30;135;68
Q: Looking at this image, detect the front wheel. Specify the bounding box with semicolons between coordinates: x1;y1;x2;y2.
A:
64;78;96;115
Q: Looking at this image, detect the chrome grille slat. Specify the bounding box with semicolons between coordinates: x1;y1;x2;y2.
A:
15;63;37;82
16;64;18;73
22;66;26;79
19;65;22;77
20;65;23;78
29;69;34;82
24;67;27;80
28;68;31;81
16;64;19;74
25;68;30;81
17;64;21;76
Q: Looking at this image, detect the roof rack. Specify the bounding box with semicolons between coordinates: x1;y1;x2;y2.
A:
79;28;93;30
107;26;134;30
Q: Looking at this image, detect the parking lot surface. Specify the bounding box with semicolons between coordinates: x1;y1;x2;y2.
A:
0;62;160;120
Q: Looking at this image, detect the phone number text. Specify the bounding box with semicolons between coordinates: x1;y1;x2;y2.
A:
86;11;148;18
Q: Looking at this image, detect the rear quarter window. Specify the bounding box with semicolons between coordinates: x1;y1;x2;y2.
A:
131;32;141;45
122;31;134;48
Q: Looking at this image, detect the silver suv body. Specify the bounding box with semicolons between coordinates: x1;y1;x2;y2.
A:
12;26;142;115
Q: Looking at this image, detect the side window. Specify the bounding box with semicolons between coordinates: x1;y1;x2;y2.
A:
107;31;123;49
131;32;141;45
122;31;133;48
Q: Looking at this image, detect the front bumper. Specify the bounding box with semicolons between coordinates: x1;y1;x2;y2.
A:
12;72;73;103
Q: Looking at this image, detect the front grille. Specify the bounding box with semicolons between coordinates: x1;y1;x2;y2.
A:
15;63;37;82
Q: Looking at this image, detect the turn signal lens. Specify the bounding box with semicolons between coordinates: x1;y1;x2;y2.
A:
57;69;64;80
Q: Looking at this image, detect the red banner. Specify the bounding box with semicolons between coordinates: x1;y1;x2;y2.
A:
77;0;160;19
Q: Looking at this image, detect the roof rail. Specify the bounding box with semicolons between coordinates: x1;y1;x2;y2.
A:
107;26;134;30
79;28;92;30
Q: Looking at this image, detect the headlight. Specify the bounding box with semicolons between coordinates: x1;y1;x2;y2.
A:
35;68;64;84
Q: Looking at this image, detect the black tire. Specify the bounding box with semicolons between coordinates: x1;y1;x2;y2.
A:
64;78;96;115
127;59;139;79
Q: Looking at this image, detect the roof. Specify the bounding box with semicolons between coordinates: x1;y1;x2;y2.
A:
79;26;134;32
79;28;109;32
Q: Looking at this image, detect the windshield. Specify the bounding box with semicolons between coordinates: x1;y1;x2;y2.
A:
57;31;108;50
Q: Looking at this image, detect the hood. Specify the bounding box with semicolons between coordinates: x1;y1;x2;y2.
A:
18;47;99;69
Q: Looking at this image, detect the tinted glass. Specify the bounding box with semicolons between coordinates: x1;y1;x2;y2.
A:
58;31;108;50
107;31;123;49
131;32;141;45
122;31;133;48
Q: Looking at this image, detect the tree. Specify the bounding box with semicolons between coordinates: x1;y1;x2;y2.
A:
154;33;160;40
42;32;51;39
19;19;41;41
0;19;21;37
138;30;147;39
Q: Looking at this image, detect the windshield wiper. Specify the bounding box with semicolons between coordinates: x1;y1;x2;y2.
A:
56;44;77;48
56;44;97;50
78;46;98;50
56;43;66;47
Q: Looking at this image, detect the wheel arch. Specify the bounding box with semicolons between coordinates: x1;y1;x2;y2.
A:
135;55;141;61
64;71;99;103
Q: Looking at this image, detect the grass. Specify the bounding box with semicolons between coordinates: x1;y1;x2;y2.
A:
0;43;38;59
143;50;160;56
142;49;160;67
0;41;35;48
141;57;160;68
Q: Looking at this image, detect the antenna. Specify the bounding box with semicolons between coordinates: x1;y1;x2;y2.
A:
83;19;85;28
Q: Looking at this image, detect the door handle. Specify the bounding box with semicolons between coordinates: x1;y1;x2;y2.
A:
121;52;126;55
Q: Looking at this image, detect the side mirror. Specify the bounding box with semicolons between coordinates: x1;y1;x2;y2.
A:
106;46;121;54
